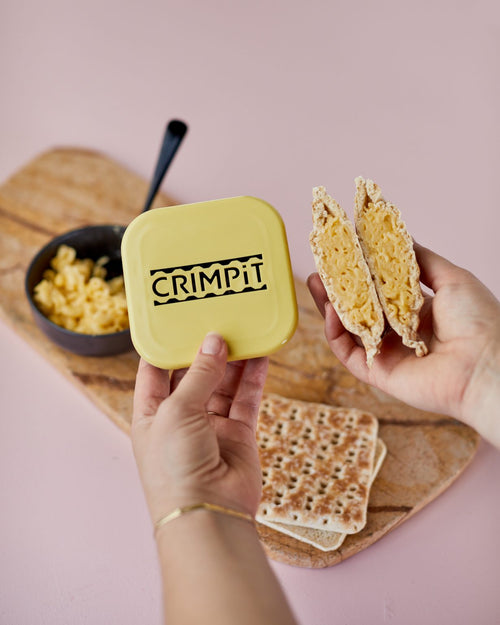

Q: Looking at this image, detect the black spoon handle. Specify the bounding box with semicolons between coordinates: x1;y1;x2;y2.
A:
142;119;188;213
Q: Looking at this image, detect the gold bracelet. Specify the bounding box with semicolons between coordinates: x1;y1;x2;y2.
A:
154;503;254;535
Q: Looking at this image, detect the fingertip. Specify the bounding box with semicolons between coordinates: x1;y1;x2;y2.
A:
307;273;329;318
306;272;318;289
135;357;161;382
324;301;342;339
200;332;226;356
133;358;171;423
173;334;228;407
307;272;323;293
246;355;269;383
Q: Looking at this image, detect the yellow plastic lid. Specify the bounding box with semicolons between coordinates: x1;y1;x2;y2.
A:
121;196;297;369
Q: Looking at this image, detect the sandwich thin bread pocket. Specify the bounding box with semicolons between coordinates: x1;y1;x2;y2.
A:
309;186;385;367
354;177;428;357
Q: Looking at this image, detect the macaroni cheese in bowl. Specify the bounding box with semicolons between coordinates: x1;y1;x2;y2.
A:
25;225;133;356
33;245;129;335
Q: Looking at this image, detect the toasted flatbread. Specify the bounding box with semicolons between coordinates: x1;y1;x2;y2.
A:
309;185;385;367
354;177;428;357
256;393;378;534
260;438;386;552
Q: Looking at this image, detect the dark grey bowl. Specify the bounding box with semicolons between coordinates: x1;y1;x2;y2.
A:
25;224;134;357
24;120;188;357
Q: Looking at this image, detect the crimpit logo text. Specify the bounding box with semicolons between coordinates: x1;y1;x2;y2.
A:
150;253;267;306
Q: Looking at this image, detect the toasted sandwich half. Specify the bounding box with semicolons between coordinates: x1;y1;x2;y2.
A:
354;177;428;357
309;185;385;366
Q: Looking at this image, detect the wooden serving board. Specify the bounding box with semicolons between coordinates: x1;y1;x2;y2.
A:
0;148;480;568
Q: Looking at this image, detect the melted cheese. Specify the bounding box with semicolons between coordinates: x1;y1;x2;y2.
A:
317;213;379;329
357;204;415;324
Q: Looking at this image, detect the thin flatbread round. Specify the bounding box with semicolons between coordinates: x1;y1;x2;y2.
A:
256;393;378;534
259;439;386;552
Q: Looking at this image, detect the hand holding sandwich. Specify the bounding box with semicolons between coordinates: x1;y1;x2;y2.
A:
308;243;500;449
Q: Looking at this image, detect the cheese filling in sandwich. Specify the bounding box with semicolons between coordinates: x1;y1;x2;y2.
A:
310;179;428;364
354;177;428;357
309;186;385;367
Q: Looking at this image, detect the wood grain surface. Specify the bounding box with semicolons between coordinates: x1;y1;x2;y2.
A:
0;148;480;567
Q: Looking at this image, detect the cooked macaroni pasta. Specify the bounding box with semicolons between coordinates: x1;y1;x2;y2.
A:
33;245;129;334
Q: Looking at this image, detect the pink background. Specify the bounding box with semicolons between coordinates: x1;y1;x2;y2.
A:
1;1;499;623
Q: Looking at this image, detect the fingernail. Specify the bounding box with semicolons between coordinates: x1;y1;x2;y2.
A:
201;333;223;355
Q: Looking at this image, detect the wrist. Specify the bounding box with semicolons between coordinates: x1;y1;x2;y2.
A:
148;493;257;526
460;337;500;448
154;503;298;625
154;502;259;555
145;480;260;526
154;502;254;536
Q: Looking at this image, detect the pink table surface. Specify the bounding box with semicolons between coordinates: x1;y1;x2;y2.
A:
1;1;500;623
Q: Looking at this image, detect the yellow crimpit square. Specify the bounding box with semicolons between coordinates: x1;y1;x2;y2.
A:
122;196;297;369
